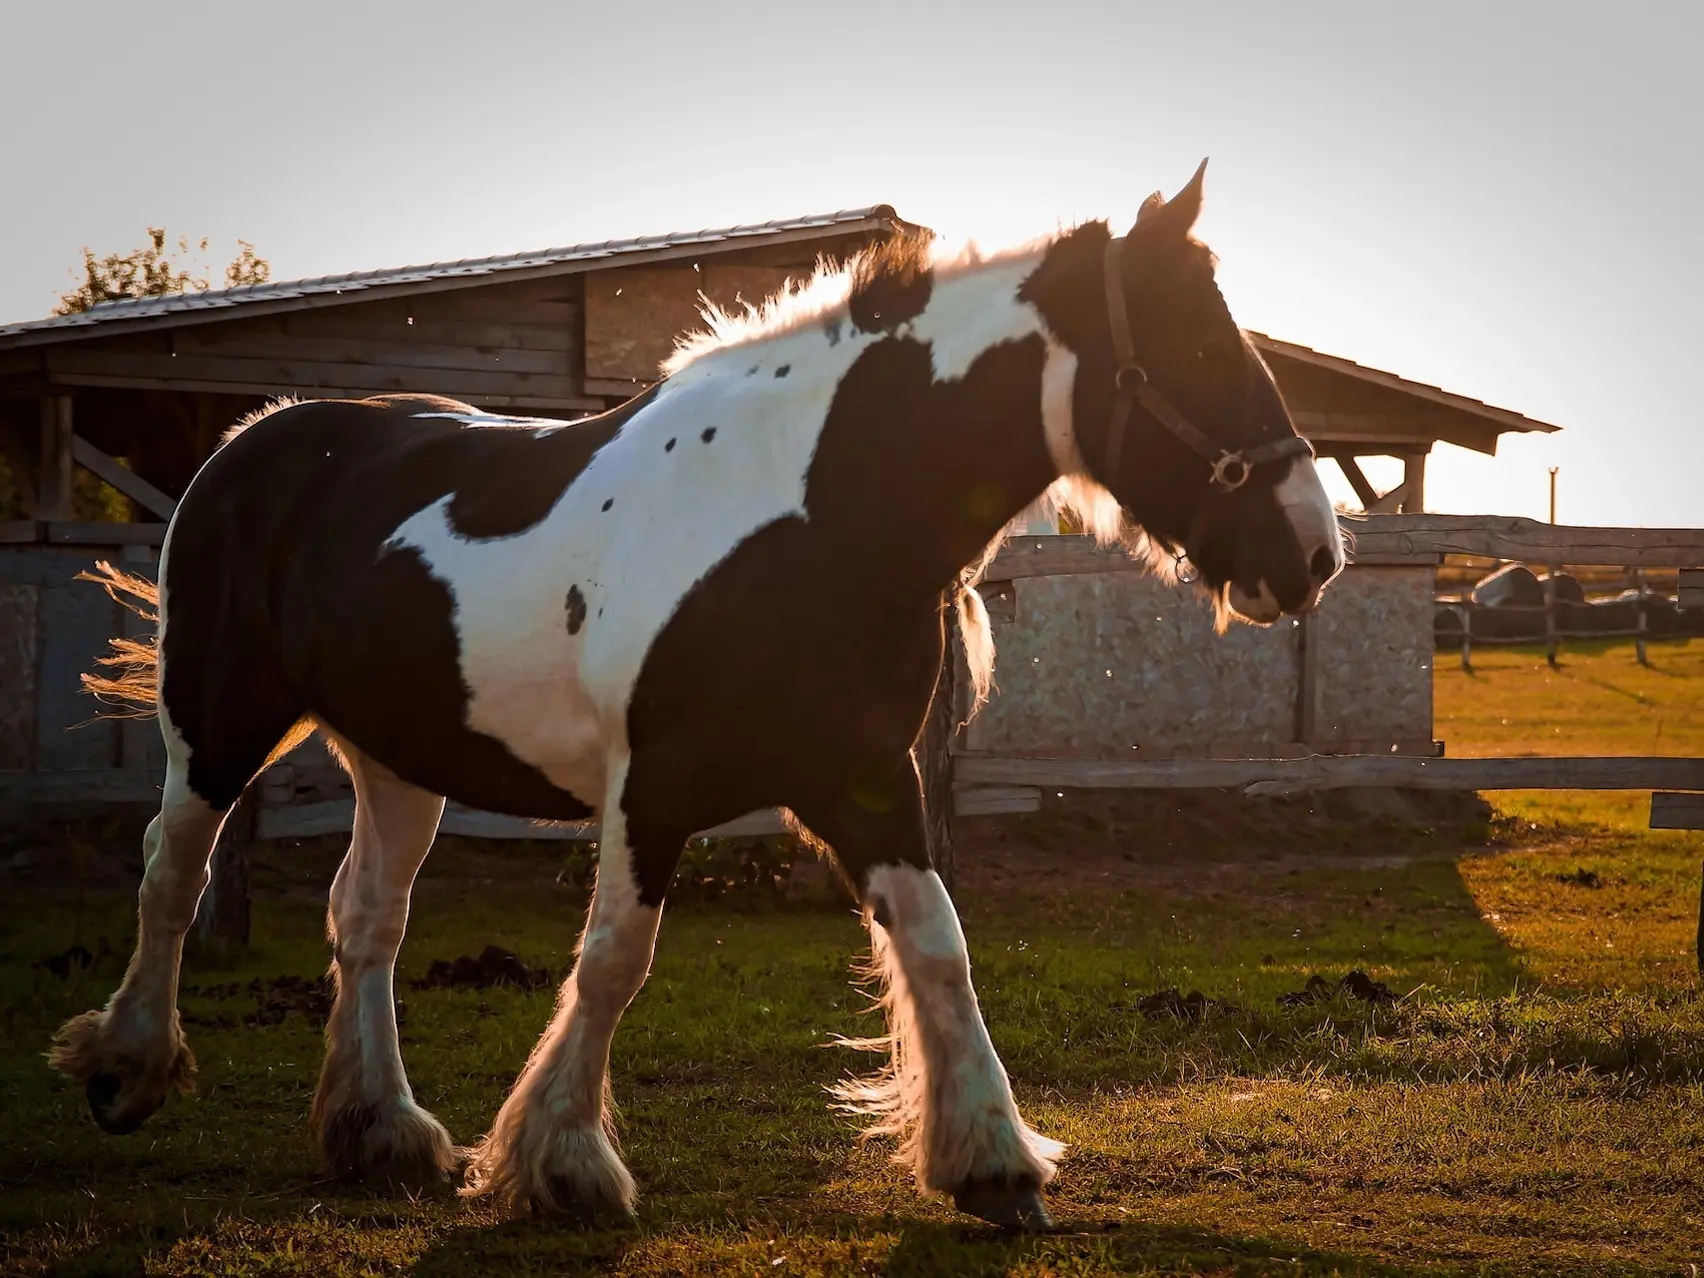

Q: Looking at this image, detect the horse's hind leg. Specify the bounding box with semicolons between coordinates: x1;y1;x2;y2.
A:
51;696;293;1134
311;742;456;1185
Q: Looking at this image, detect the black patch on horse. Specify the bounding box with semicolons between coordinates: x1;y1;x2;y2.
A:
701;427;716;443
158;394;625;818
445;387;657;540
848;232;935;335
566;586;587;635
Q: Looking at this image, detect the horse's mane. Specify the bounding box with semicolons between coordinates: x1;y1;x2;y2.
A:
663;228;1060;377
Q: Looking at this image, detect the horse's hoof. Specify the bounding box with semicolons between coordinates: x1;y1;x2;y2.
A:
86;1073;145;1135
952;1179;1054;1231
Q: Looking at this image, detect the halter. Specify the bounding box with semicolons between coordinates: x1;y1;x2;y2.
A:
1100;235;1312;491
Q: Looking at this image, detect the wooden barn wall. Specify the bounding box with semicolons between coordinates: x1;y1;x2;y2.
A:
46;278;587;409
0;545;164;775
584;264;801;384
962;564;1433;758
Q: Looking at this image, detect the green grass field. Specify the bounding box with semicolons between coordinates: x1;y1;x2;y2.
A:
3;639;1702;1276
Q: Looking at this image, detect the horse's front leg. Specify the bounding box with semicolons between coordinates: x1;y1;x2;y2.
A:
461;757;684;1217
796;753;1063;1229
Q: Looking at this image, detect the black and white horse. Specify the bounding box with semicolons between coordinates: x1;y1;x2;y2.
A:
53;165;1342;1229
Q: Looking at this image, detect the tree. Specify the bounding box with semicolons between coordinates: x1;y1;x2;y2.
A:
55;227;270;316
0;230;275;521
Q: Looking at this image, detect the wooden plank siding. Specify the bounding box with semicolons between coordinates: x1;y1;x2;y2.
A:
42;278;597;411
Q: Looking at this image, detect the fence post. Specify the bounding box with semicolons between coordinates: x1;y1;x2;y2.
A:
196;785;255;953
1633;567;1649;666
1457;603;1473;673
917;626;958;892
1544;563;1559;668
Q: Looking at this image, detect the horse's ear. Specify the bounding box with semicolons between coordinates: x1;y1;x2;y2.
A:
1129;159;1207;239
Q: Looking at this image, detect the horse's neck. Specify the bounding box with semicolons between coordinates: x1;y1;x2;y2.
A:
842;257;1070;595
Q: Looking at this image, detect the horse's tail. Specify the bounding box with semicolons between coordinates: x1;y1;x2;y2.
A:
76;561;161;719
952;580;994;724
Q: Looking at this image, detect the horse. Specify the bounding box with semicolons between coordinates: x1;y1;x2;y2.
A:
50;162;1343;1230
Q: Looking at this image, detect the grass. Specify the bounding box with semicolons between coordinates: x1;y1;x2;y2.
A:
2;638;1703;1275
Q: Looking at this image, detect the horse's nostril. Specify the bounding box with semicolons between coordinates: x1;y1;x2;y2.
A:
1309;546;1336;582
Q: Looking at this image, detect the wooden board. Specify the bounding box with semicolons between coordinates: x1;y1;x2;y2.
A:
257;799;792;842
172;331;573;377
34;567;119;771
953;786;1043;816
0;581;39;769
983;521;1704;580
47;348;579;402
46;522;167;546
0;768;161;804
1680;569;1704;610
1651;791;1704;831
954;753;1704;796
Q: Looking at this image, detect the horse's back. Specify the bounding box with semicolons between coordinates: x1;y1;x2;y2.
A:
160;394;626;817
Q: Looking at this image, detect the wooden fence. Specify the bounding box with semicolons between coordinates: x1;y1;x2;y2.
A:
4;513;1703;936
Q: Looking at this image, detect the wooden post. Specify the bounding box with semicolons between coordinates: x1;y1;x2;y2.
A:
1543;562;1559;668
196;786;255;951
916;621;959;892
37;395;73;521
1697;858;1703;982
1632;567;1648;666
1293;611;1319;745
1401;452;1427;513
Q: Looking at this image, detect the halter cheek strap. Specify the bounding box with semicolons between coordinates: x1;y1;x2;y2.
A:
1101;235;1312;490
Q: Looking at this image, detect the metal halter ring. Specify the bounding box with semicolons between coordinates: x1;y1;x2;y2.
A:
1114;363;1149;394
1209;451;1251;491
1174;552;1200;585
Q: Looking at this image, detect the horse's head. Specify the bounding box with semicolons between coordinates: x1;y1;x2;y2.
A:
1049;162;1344;624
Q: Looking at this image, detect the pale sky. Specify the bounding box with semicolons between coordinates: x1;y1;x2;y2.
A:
4;1;1698;527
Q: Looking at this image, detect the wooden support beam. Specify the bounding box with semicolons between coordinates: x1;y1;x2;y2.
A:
69;434;177;520
1401;452;1427;513
1335;456;1382;511
37;395;73;521
953;753;1704;796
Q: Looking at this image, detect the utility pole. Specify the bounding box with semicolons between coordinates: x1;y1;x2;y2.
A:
1548;467;1559;524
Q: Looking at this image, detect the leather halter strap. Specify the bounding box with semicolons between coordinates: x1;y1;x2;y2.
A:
1101;235;1312;490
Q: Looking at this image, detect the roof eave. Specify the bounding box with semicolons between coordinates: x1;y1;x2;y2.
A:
0;211;907;354
1250;331;1562;437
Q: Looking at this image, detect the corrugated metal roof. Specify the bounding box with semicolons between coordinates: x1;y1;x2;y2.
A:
0;206;902;341
1248;331;1560;436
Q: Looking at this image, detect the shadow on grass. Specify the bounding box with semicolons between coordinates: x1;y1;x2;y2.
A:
401;1212;1435;1278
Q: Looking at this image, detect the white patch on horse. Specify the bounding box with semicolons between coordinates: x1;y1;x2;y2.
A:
835;864;1062;1194
383;251;1060;807
907;257;1047;383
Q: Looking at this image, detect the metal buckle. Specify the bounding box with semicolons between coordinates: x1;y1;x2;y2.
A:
1210;452;1250;490
1114;363;1148;394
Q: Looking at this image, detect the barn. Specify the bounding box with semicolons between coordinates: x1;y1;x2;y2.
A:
0;205;1561;818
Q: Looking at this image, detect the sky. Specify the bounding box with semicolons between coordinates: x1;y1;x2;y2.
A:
3;1;1698;527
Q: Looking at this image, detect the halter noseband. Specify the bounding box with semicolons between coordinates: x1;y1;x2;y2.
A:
1100;235;1312;490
